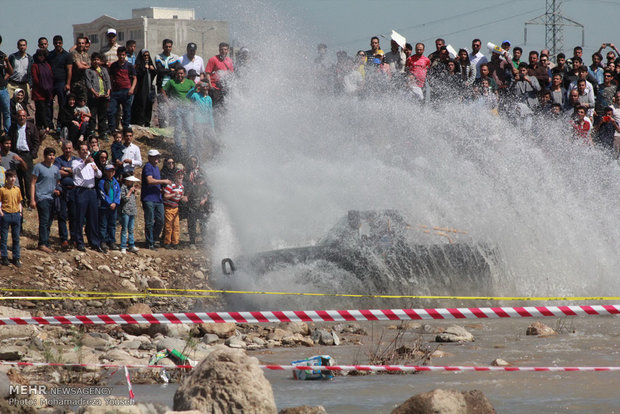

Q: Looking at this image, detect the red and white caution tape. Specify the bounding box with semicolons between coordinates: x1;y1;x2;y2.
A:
0;361;193;369
2;360;620;373
0;304;619;326
262;365;620;372
124;366;135;402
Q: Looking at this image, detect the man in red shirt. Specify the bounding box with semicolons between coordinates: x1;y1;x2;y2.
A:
107;47;136;131
405;43;430;100
205;42;234;109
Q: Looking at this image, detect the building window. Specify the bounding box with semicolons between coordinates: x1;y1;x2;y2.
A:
89;34;99;44
118;31;124;41
129;30;141;41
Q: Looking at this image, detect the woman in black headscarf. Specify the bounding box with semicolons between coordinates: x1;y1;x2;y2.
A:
131;49;157;126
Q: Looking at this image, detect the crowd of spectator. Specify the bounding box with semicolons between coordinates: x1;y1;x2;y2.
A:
317;37;620;151
0;29;229;265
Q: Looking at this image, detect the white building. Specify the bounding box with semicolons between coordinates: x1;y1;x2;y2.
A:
73;7;229;59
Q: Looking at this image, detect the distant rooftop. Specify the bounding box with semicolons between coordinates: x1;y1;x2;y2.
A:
131;7;195;20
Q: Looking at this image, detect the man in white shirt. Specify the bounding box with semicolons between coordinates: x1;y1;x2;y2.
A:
72;142;103;252
8;109;39;203
117;127;142;174
181;43;205;80
469;38;488;79
611;91;620;157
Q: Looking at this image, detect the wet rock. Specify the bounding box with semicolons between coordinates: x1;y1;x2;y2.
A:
435;326;474;343
202;334;219;345
201;322;237;338
526;322;557;337
491;358;511;366
173;345;277;413
279;406;327;414
0;306;37;340
225;336;247;349
392;389;496;414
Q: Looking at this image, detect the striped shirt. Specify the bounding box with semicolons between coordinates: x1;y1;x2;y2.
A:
163;183;184;208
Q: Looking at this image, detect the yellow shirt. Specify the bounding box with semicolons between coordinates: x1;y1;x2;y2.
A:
0;186;22;213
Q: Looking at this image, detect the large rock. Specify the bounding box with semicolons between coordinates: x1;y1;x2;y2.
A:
201;322;237;338
526;322;556;337
122;303;154;336
173;345;277;413
392;389;496;414
435;326;474;343
0;306;37;340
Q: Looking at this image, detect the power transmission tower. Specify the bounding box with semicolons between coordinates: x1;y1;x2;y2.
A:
524;0;584;58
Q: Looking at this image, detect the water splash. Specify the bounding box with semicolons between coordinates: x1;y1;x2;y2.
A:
202;5;620;309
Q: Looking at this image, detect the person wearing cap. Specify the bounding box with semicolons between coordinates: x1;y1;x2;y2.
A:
141;149;171;250
100;29;120;67
30;147;60;253
181;43;205;79
98;163;121;251
72;142;103;252
119;173;140;254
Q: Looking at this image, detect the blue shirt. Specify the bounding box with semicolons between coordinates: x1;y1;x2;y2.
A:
33;163;60;201
141;162;162;203
188;91;215;130
54;155;78;187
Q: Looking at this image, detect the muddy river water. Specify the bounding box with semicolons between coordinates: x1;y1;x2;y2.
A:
113;316;620;413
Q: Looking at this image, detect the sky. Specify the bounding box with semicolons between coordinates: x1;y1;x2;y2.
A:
2;0;620;60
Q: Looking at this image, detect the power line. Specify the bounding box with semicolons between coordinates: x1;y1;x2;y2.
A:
332;0;518;48
420;7;544;43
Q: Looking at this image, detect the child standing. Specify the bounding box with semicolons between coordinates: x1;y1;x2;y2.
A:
75;96;91;142
98;164;121;251
110;130;125;178
0;170;23;267
119;174;140;254
162;168;187;249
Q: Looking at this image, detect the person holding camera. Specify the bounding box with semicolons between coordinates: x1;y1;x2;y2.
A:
72;142;103;252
